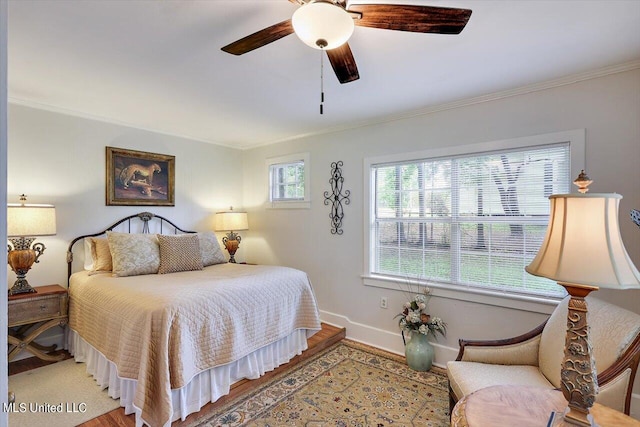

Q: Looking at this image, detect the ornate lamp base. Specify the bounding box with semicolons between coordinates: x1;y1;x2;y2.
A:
222;232;241;263
548;409;596;427
558;282;599;427
7;238;45;295
8;248;40;295
8;278;37;295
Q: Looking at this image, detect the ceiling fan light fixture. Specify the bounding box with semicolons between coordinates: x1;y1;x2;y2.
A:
292;1;354;50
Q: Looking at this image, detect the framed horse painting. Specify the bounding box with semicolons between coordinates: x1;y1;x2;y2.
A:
106;147;175;206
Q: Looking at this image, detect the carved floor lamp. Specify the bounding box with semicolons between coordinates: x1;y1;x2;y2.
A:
526;178;640;426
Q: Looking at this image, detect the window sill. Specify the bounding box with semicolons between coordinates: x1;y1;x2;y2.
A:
265;201;311;209
362;274;561;315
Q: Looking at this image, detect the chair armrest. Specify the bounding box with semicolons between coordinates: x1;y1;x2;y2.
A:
456;320;547;365
596;332;640;414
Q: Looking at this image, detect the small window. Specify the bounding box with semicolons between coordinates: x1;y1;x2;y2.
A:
266;153;310;208
270;161;304;201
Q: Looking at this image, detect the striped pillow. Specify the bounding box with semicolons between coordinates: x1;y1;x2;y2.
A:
157;234;203;274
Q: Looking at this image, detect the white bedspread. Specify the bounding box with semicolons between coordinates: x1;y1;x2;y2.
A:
68;263;321;427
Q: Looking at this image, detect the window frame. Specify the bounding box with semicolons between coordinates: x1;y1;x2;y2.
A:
266;152;311;209
363;129;586;314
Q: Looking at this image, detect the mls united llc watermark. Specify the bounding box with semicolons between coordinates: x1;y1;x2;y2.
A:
3;401;87;413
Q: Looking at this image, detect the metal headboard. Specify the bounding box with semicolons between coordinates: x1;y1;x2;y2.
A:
66;211;195;283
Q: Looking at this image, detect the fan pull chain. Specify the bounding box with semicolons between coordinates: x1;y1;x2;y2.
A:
320;50;325;115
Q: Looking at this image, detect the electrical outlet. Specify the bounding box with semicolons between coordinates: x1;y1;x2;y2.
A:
380;297;388;309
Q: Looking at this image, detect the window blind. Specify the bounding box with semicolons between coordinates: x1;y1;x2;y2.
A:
372;143;570;298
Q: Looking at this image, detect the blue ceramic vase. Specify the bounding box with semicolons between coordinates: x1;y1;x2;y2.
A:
405;332;434;371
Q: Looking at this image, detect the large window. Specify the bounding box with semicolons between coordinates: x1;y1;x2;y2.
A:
266;153;310;208
367;136;577;300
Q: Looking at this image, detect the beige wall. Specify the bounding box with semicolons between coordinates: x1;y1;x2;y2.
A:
241;68;640;415
7;103;244;288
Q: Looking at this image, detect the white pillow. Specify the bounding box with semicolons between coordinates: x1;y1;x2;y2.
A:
107;232;160;277
84;239;94;270
197;231;227;266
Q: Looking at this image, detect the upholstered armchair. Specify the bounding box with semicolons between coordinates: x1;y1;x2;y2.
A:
447;296;640;415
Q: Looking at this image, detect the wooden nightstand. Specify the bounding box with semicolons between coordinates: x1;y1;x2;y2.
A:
8;284;68;362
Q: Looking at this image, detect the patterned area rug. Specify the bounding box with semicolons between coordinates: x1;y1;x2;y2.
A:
191;340;449;426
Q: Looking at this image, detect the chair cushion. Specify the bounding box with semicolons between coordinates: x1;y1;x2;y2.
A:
447;361;554;401
597;367;633;413
539;295;640;387
460;335;540;366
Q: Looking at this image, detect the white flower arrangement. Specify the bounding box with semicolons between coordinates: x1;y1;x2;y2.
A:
395;287;446;340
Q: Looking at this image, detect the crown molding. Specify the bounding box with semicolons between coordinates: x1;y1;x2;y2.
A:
248;60;640;149
397;60;640;122
9;60;640;151
7;97;240;150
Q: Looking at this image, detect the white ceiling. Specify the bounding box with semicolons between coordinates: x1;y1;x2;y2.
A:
8;0;640;150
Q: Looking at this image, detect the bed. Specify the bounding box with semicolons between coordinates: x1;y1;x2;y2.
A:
65;212;321;427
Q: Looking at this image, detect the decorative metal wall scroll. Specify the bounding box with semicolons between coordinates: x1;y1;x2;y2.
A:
324;161;350;235
632;209;640;228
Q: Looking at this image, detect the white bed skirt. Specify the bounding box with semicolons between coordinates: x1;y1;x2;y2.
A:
65;328;312;427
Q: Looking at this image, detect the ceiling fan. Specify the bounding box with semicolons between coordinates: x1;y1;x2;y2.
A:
221;1;472;84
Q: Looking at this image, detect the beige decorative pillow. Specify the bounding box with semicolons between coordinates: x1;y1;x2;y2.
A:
157;234;203;274
90;237;112;272
197;231;227;266
107;232;160;277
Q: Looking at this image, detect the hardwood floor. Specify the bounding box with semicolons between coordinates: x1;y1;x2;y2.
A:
8;349;72;376
9;323;345;427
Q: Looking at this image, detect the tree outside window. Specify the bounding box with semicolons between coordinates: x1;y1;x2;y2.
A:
371;143;570;298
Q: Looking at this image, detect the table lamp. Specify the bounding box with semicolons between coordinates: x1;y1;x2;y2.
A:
525;173;640;426
7;195;57;295
214;207;248;263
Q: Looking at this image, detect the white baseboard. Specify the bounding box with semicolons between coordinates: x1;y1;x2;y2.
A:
10;330;65;362
320;309;458;369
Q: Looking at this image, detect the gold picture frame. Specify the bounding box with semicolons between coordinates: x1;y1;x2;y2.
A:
106;147;175;206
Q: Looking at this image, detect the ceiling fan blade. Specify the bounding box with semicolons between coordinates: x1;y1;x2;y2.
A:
348;4;472;34
221;20;294;55
326;43;359;84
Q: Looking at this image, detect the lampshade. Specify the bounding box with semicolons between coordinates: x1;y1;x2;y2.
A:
292;1;355;50
214;211;248;232
526;193;640;289
7;204;57;237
